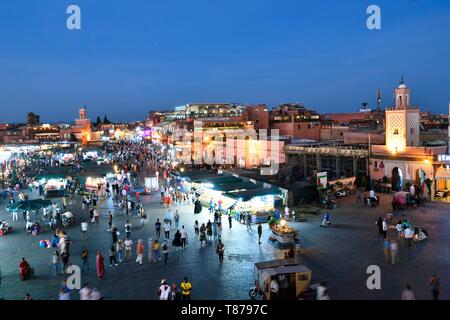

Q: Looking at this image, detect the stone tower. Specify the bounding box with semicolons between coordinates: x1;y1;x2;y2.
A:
385;78;420;153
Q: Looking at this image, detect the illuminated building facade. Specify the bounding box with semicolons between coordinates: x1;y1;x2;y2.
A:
60;108;101;144
370;79;449;199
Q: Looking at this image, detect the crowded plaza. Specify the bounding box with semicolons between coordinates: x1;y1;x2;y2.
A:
0;137;449;301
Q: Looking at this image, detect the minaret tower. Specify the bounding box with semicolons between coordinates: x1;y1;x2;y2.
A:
394;77;410;110
385;78;420;153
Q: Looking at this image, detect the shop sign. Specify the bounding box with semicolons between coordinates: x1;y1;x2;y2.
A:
317;172;328;190
438;155;450;162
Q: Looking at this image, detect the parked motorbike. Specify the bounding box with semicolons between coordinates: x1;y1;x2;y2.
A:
249;281;264;299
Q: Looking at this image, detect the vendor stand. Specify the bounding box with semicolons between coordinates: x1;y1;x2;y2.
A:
78;172;115;198
35;174;68;198
268;218;298;245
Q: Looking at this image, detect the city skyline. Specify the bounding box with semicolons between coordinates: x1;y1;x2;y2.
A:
0;0;449;123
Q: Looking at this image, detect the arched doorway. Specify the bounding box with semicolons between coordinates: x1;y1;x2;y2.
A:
392;167;403;191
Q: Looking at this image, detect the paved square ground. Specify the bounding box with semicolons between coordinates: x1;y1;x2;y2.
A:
1;190;449;300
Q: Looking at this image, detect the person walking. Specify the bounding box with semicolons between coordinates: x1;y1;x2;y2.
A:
228;214;232;229
136;239;144;265
140;213;146;226
430;275;441;300
180;226;188;250
174;210;180;229
169;283;181;300
155;219;162;239
199;223;206;246
376;217;383;235
382;219;388;239
180;277;192;300
162;241;169;264
81;248;89;273
217;222;222;240
111;227;118;245
216;240;225;264
390;240;399;264
257;223;263;245
383;239;391;263
93;208;100;224
401;285;415;300
79;283;91;300
246;213;252;231
164;221;171;240
158;280;171;300
206;220;212;240
172;230;182;252
125;220;132;240
109;245;118;267
81;220;88;240
12;210;18;222
61;251;70;273
153;240;161;262
321;211;331;227
116;239;124;263
395;220;403;239
194;220;199;236
124;238;133;262
107;212;113;231
52;251;61;276
96;251;105;280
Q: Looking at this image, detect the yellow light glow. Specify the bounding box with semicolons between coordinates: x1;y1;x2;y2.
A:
387;142;405;155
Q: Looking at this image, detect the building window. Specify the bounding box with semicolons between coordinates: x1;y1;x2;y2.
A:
393;129;399;135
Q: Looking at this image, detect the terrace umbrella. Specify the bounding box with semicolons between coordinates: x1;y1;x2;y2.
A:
6;199;52;222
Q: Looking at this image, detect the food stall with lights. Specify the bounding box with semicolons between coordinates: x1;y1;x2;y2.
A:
76;168;116;196
172;170;286;222
268;218;298;245
35;174;68;198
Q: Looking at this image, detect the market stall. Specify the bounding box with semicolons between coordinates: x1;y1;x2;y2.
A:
268;217;298;245
35;174;68;198
78;172;115;196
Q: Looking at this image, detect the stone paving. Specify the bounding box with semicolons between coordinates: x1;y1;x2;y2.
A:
1;189;450;300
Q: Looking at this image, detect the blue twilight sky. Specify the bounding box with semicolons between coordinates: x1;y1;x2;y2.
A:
0;0;449;123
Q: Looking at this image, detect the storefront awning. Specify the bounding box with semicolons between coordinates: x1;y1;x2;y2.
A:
224;187;280;202
435;167;450;179
35;174;67;181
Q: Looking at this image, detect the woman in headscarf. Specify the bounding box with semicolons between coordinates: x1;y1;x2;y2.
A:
96;250;105;280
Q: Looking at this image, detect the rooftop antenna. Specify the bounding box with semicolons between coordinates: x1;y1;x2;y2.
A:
377;89;382;114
